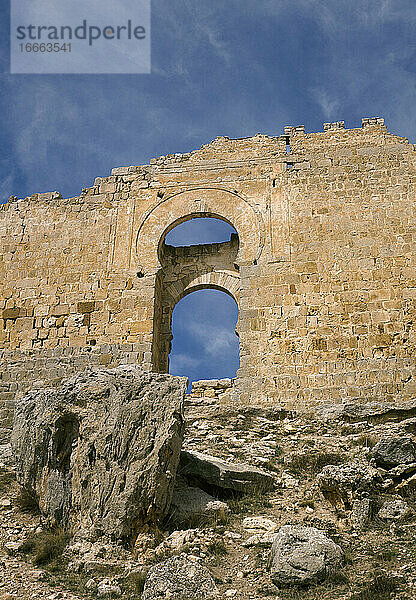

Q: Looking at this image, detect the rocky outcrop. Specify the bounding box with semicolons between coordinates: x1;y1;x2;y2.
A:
179;450;275;493
371;436;416;469
11;365;187;543
316;463;381;508
142;554;217;599
269;525;344;586
316;401;416;424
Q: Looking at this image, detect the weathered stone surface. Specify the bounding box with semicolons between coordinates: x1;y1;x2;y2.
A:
350;497;373;529
11;365;186;543
316;463;381;508
269;525;344;586
243;530;278;548
316;401;416;424
378;498;410;521
0;443;13;466
169;478;230;524
142;554;217;600
3;122;416;434
242;516;277;533
97;580;122;597
179;450;275;493
371;436;416;469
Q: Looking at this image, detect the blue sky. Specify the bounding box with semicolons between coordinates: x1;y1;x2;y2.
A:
1;0;416;384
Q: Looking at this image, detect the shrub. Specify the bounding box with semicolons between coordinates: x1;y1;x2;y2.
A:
206;539;228;556
20;527;70;566
287;451;346;476
15;488;40;514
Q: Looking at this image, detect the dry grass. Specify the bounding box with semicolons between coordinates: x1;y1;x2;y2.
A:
352;433;378;449
0;467;15;493
20;526;70;566
14;487;40;514
287;451;346;476
351;572;399;600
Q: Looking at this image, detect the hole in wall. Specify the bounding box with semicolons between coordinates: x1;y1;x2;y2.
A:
168;289;239;391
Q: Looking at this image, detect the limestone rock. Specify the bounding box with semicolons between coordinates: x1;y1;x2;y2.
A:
269;525;344;586
142;554;217;599
179;450;274;493
350;497;373;529
97;580;122;597
169;478;230;524
11;365;187;543
378;498;410;520
242;516;277;532
0;444;13;467
243;530;278;548
316;401;416;424
316;463;381;508
371;436;416;469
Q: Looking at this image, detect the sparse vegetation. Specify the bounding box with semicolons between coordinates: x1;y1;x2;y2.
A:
287;451;346;476
0;467;15;493
19;526;70;566
14;487;40;514
351;572;400;600
353;434;378;449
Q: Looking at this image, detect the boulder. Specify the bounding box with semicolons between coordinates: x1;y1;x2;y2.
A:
142;554;217;599
169;478;230;525
179;450;274;493
11;365;186;543
378;498;410;521
371;436;416;469
269;525;344;586
316;463;381;508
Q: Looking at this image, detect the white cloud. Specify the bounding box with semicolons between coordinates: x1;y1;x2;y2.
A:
186;320;238;357
169;352;201;371
0;173;13;203
309;88;341;120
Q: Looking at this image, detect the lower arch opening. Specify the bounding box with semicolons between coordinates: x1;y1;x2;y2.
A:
168;289;239;390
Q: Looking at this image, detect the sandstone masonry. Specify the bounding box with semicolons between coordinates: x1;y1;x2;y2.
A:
1;118;416;438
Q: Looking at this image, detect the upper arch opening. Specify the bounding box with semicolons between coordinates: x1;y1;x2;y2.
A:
158;214;239;266
164;216;237;247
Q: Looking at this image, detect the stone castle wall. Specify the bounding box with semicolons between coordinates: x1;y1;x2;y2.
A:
1;117;416;438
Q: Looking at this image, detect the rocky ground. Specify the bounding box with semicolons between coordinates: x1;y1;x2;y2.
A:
2;385;416;599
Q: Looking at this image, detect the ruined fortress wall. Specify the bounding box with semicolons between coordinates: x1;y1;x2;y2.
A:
1;118;416;439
